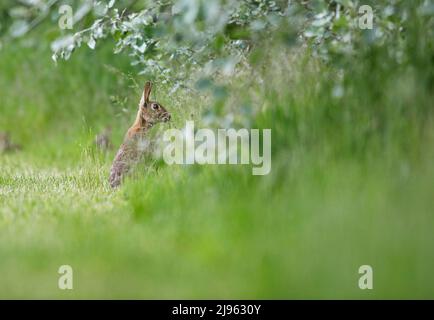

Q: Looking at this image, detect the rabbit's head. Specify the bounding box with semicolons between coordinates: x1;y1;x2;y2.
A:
138;81;171;126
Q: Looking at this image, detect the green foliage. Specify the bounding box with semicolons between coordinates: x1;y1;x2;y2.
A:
3;1;434;128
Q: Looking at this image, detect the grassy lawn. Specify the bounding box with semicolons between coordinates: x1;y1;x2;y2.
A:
1;41;434;298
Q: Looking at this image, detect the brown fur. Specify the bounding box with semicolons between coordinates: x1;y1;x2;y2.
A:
109;82;171;188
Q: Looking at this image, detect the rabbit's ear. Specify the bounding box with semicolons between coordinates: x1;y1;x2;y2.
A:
143;81;152;105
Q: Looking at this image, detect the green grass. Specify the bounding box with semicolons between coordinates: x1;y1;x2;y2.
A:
1;38;434;298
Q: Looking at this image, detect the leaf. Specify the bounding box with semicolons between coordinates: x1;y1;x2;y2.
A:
87;37;96;49
9;20;29;38
137;42;147;53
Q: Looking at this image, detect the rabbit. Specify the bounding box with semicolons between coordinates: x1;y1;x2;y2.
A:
109;81;171;188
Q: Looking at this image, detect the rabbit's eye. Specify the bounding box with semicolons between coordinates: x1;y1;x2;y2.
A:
151;103;159;110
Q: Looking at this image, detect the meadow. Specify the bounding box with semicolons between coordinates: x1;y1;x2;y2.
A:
1;2;434;298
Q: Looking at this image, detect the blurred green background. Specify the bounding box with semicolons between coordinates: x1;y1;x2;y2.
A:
0;0;434;298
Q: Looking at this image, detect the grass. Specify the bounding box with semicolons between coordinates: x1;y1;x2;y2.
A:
0;35;434;298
